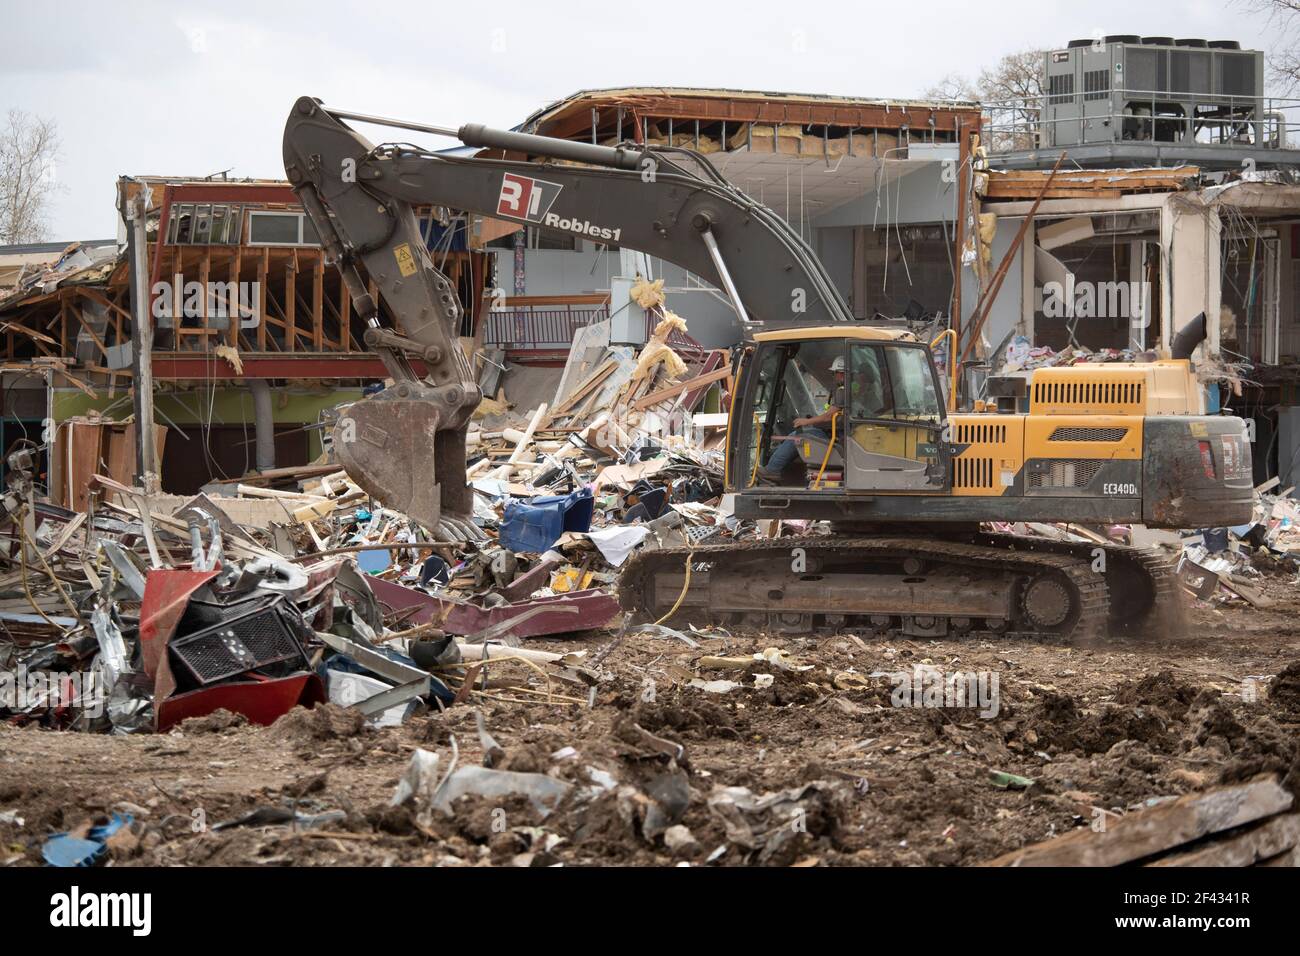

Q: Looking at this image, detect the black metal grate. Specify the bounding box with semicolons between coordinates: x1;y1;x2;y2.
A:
170;598;307;686
956;423;1007;444
1033;380;1144;408
1049;73;1075;105
953;456;994;488
1029;459;1103;488
1049;426;1128;442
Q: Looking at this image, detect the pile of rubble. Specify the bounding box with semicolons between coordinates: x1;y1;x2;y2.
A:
1172;478;1300;609
1000;335;1148;373
0;311;747;734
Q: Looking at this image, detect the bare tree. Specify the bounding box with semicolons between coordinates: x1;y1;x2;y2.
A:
0;110;61;244
925;50;1046;151
924;73;979;102
976;50;1046;104
976;50;1046;151
1241;0;1300;91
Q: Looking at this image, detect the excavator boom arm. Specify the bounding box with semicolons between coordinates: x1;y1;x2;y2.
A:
281;95;852;535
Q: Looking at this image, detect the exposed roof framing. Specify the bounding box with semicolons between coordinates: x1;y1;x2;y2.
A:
518;87;982;142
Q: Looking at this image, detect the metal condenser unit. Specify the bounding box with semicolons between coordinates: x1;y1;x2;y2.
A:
1040;36;1264;149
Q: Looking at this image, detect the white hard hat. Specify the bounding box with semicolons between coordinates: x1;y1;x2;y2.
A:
829;356;846;372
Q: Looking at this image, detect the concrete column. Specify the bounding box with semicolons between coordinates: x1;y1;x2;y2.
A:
121;182;160;494
1020;219;1036;341
1159;194;1222;356
1128;240;1148;351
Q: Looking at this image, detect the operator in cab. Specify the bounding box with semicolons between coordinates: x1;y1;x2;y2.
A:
756;355;846;482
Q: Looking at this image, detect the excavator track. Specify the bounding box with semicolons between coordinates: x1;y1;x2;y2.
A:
975;532;1185;637
618;535;1112;642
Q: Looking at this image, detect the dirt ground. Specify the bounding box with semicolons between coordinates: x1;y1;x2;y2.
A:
4;577;1300;867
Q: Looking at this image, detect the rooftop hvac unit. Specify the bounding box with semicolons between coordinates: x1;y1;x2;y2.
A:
1039;37;1264;149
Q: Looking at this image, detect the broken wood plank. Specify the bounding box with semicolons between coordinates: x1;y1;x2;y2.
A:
632;363;732;411
228;247;243;347
40;512;87;561
1149;813;1300;867
1222;575;1275;609
312;252;324;351
257;248;269;350
985;776;1293;867
234;483;326;502
207;463;344;486
0;320;58;347
286;252;296;352
548;360;617;419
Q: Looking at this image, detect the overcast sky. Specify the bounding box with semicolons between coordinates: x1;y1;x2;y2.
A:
2;0;1284;239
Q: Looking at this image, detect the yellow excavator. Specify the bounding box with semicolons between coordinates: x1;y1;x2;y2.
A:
282;97;1253;641
620;317;1250;640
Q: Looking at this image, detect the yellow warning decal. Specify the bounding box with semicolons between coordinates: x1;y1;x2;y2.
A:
394;242;417;277
1189;422;1209;437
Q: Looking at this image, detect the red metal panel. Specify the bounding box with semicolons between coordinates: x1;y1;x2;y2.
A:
444;589;619;638
156;673;326;731
138;566;219;681
364;577;619;638
681;350;726;410
166;183;300;205
366;576;445;627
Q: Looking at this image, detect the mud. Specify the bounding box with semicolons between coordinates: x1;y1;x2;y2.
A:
2;575;1299;866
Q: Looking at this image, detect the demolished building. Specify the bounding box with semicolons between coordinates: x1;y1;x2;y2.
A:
969;36;1300;488
476;86;983;355
4;71;1300;882
0;176;493;496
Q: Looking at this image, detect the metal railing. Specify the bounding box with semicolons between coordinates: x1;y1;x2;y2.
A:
977;90;1300;154
482;304;610;350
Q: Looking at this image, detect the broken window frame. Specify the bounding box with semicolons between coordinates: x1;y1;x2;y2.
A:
166;203;245;246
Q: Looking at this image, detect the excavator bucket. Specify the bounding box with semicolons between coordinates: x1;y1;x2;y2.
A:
333;395;449;533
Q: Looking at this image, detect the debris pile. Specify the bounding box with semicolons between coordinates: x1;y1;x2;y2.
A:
1001;335;1148;373
1172;479;1300;609
4;304;1298;743
0;312;749;733
990;478;1300;611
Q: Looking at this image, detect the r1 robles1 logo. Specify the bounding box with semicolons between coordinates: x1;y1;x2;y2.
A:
496;172;562;222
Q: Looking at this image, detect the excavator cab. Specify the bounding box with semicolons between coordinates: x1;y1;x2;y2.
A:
731;329;950;493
